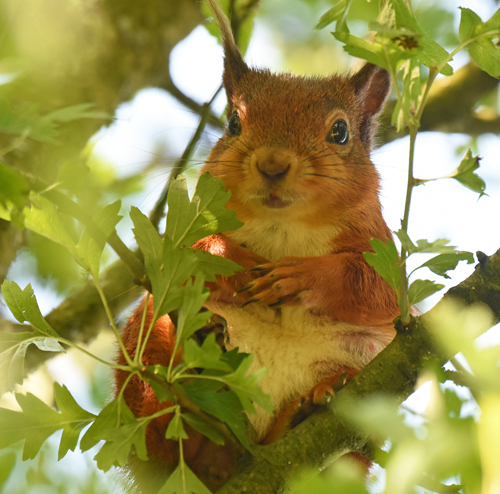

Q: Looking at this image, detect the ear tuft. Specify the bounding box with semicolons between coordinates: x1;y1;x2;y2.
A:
350;64;391;145
205;0;249;104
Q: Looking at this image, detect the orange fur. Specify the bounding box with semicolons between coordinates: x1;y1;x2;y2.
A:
114;1;400;491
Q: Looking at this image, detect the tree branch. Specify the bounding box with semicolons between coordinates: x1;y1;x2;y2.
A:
217;249;500;493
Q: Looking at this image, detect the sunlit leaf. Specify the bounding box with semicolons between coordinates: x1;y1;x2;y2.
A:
158;461;212;494
363;238;401;296
418;252;474;279
166;173;242;248
0;384;95;461
165;409;189;440
408;279;444;306
23;192;78;258
76;200;122;277
448;149;486;196
459;8;500;78
315;0;350;31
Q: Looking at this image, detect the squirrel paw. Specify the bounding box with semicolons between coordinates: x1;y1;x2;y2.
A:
237;257;314;308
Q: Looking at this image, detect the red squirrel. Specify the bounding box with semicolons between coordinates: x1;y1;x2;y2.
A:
115;0;399;491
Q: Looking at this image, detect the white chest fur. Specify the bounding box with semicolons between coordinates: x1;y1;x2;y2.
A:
210;217;392;440
227;218;340;261
207;302;393;441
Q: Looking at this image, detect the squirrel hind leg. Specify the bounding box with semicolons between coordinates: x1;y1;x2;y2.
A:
261;367;359;445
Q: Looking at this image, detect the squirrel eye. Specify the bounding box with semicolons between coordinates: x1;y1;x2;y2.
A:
228;112;241;136
327;119;349;145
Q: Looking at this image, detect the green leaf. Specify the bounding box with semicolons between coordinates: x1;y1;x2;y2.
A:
165;409;188;440
166;173;243;248
76;200;122;277
158;461;212;494
53;383;98;459
183;334;232;373
130;206;164;293
23;192;79;258
0;281;65;391
175;276;211;347
0;162;28;209
191;248;242;282
408;279;444;306
394;231;458;255
183;379;251;450
43;103;109;123
1;281;60;337
332;31;387;69
363;238;401;296
218;354;273;415
391;57;421;131
315;0;350;31
81;397;149;472
0;452;16;487
459;8;500;78
418;252;474;279
0;384;95;461
448;149;486;196
391;0;453;75
181;413;225;446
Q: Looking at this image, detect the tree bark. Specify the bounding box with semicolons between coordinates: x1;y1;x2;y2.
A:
217;249;500;493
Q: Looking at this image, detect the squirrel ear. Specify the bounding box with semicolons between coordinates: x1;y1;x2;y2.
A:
205;0;249;103
350;63;391;144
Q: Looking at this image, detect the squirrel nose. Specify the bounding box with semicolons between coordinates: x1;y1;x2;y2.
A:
254;148;293;182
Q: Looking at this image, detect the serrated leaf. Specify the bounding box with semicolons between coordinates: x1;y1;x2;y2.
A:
218;354;273;415
1;281;60;337
130;206;164;293
191;248;242;282
391;58;421;131
183;334;232;373
175;276;211;347
315;0;350;31
394;231;457;255
448;149;486;196
23;192;79;257
76;200;122;277
418;252;474;279
166;173;243;248
165;409;188;440
0;384;95;461
459;8;500;78
183;379;252;450
363;238;401;296
94;420;149;471
181;413;225;446
391;0;453;75
333;31;388;69
158;461;212;494
0;162;28;209
53;383;97;459
0;332;35;393
81;397;149;472
408;279;444;306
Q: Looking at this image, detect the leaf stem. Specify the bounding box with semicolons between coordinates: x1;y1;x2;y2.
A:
141;368;245;453
94;278;135;367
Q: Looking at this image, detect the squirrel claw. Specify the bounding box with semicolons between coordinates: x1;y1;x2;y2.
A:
236;283;254;294
242;298;260;308
268;297;286;307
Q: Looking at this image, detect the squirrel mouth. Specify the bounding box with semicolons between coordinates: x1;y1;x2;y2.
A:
265;192;289;209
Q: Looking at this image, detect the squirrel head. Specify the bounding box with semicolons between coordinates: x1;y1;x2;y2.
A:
203;0;391;229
